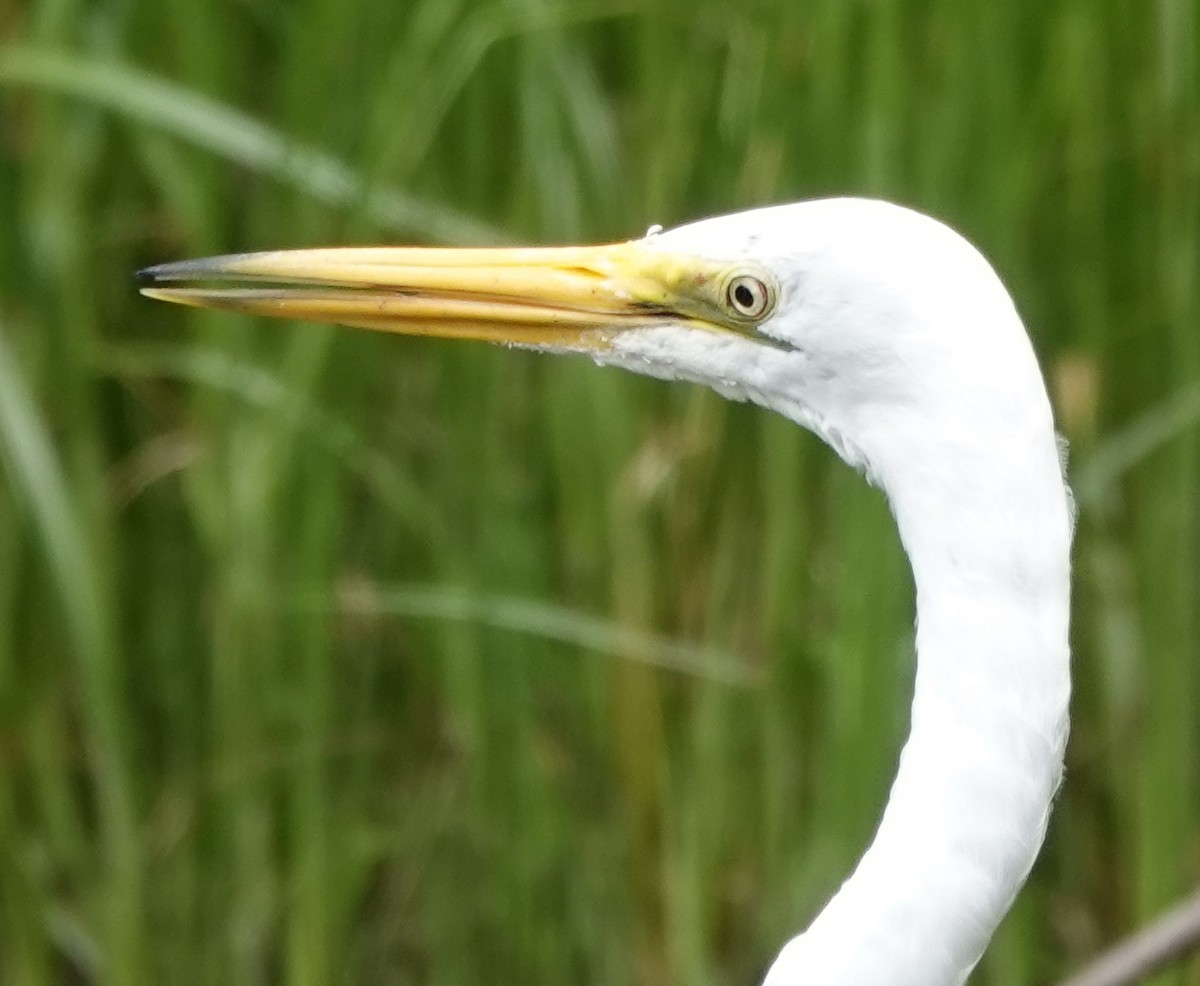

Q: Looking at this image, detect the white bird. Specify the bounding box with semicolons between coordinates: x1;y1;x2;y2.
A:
140;198;1073;986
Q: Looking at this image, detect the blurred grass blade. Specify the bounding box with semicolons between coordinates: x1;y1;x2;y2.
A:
0;324;142;980
0;45;505;244
1076;381;1200;511
103;342;442;540
313;581;758;686
0;326;104;692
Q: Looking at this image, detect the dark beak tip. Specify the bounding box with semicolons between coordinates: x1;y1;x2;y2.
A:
135;252;254;289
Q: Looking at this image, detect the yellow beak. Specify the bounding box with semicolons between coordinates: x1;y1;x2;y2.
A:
139;241;763;349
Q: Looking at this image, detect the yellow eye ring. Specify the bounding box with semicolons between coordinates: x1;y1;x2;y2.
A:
726;274;772;320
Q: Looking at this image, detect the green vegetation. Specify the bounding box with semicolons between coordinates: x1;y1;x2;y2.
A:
0;1;1197;983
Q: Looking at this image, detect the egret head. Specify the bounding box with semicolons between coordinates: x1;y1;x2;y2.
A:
140;198;1047;488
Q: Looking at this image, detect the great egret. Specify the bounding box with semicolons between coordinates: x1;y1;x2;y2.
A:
140;198;1073;986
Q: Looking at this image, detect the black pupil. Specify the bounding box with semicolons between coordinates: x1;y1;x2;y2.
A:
733;282;756;310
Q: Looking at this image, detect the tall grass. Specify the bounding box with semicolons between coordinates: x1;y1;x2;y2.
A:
1;1;1198;984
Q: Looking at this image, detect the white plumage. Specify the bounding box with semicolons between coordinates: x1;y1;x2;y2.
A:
608;201;1073;985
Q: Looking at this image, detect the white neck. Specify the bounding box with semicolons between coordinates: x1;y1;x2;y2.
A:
763;389;1073;986
602;198;1075;985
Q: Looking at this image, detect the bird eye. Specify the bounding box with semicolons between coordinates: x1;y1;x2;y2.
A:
726;274;771;320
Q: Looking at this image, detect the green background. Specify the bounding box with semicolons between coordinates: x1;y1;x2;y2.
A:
1;1;1198;983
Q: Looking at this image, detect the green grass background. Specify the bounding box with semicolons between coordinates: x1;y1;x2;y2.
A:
1;1;1198;983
